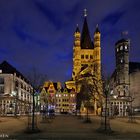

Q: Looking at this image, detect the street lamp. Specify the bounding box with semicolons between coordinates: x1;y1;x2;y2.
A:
11;91;18;117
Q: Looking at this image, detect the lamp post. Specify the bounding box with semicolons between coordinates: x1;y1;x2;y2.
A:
11;91;18;117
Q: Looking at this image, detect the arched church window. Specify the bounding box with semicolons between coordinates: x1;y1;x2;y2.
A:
120;58;123;63
120;46;123;50
90;55;93;59
125;45;128;50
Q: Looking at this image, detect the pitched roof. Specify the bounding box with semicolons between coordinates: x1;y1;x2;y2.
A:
94;24;100;33
115;38;129;46
129;62;140;73
44;87;49;92
75;25;80;33
0;61;30;83
53;82;58;90
81;17;93;49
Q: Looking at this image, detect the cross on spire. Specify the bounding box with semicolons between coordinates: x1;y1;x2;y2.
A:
84;9;87;17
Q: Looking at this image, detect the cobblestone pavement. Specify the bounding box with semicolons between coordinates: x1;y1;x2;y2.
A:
0;115;140;140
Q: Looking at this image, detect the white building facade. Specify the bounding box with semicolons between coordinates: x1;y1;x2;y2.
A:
0;61;33;116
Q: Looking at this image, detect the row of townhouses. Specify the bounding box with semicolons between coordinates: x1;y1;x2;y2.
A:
40;81;76;114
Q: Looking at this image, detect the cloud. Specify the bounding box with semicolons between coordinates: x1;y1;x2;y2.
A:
0;0;140;83
102;11;125;25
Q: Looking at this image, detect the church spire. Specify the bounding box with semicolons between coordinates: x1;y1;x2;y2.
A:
95;24;100;33
74;24;80;47
75;24;80;33
81;9;92;49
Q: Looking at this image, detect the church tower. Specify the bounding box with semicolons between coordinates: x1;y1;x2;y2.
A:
115;38;130;97
72;9;101;81
93;24;101;79
66;9;102;93
72;25;81;80
67;9;102;115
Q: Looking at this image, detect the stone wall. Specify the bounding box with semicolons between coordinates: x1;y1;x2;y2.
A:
130;71;140;108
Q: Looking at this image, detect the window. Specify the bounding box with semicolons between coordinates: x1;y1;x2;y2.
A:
24;85;26;90
21;83;23;89
21;91;23;97
0;86;4;94
120;46;123;50
90;55;93;59
0;78;4;84
81;55;84;59
117;48;119;52
125;45;128;50
15;81;18;87
85;55;88;59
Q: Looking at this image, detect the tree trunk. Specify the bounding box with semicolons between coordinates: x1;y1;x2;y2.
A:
86;106;89;121
32;92;35;130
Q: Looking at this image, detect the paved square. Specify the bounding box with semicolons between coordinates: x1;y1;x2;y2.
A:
0;115;140;140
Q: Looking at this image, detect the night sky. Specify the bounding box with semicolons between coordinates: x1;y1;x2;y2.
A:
0;0;140;83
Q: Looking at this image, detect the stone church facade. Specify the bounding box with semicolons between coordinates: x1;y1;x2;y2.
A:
110;38;140;116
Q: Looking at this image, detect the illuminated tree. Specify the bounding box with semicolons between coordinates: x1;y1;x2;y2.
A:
77;74;104;122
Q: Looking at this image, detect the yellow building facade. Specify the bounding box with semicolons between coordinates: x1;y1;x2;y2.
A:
72;20;101;81
66;12;101;89
66;11;102;115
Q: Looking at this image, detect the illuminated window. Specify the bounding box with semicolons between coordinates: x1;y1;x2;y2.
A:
117;48;119;52
125;45;128;50
49;90;54;93
120;46;123;50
